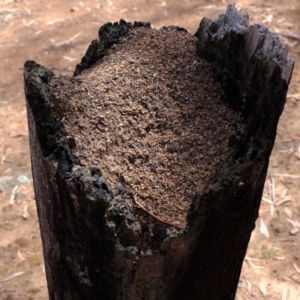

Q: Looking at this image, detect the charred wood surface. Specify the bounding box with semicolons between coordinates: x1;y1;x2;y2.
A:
24;4;294;300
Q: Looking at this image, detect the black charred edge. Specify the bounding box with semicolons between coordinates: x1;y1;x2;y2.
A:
74;19;151;76
24;61;60;155
23;61;72;172
194;4;249;117
24;60;112;200
195;3;293;123
195;3;293;158
188;3;294;226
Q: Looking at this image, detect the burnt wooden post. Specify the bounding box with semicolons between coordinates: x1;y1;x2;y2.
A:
24;4;293;300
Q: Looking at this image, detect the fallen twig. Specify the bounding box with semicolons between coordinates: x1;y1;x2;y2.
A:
244;256;264;269
270;174;276;205
9;185;19;205
277;32;300;40
273;173;300;179
132;194;183;229
1;272;25;283
50;33;81;49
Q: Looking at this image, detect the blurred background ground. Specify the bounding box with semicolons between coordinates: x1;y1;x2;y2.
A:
0;0;299;299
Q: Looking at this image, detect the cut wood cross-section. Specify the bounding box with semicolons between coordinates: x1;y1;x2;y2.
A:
24;4;294;300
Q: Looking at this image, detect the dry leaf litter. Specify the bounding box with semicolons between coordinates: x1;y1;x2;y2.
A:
49;26;245;228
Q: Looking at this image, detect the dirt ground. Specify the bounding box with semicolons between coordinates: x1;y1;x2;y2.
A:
0;0;299;299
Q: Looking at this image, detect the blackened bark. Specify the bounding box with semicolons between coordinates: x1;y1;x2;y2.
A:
24;5;293;300
74;20;151;76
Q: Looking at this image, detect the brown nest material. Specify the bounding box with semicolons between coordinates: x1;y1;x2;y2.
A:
48;25;244;229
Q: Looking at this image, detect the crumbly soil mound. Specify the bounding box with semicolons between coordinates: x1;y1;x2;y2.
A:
49;26;244;228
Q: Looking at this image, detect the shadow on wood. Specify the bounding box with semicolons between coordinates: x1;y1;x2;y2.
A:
24;4;294;300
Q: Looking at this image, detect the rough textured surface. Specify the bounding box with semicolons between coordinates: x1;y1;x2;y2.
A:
49;26;244;230
195;4;294;120
24;4;294;300
74;20;151;76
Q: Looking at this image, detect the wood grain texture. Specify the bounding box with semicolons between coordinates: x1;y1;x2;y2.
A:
24;4;294;299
